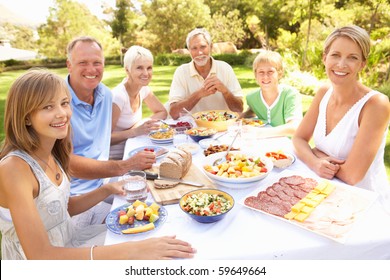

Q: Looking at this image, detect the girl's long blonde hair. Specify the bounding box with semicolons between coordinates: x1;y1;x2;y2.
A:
0;69;73;175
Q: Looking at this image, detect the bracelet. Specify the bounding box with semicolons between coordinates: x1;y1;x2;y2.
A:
90;245;97;260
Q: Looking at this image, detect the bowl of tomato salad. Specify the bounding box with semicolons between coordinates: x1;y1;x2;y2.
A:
179;189;234;223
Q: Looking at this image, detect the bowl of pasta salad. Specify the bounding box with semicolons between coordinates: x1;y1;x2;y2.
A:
179;189;234;223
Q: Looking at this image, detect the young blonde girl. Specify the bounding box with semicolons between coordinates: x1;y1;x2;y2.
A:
0;69;196;259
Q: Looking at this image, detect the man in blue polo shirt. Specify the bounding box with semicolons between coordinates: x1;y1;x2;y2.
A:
66;36;156;227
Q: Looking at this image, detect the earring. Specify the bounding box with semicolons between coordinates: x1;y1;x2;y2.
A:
25;119;31;126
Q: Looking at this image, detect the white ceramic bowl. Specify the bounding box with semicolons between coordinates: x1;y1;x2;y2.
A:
202;151;273;189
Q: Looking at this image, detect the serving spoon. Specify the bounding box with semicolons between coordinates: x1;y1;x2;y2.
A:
212;129;241;166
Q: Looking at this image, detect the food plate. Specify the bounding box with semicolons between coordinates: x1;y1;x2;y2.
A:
128;146;168;159
241;170;377;243
149;130;174;145
105;203;168;235
265;152;296;169
241;118;267;127
202;151;273;189
198;138;221;149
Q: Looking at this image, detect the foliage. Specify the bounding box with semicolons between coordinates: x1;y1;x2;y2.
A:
142;0;211;53
153;52;254;67
37;0;121;57
154;54;192;66
208;9;247;48
110;0;133;46
0;23;38;51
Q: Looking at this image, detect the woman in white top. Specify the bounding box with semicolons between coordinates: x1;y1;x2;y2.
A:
0;69;195;259
110;46;168;159
292;25;390;213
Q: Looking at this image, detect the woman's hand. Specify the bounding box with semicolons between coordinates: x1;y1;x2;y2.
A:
135;119;161;136
313;157;345;179
127;236;196;260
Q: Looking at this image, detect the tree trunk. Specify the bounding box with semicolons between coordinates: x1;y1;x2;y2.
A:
302;0;313;69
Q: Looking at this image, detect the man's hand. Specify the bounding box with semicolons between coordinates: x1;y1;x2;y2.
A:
125;150;156;170
203;75;227;95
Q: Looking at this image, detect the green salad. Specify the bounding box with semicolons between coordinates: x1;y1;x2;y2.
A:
181;192;232;216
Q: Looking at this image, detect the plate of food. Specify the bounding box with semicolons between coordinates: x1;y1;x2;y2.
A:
202;151;273;189
203;144;240;156
265;151;296;169
105;201;168;234
128;146;168;159
241;118;267;127
149;129;174;145
241;170;377;243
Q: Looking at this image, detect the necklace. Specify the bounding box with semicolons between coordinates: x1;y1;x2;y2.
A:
33;153;61;181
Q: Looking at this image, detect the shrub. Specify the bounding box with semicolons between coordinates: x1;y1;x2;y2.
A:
154;54;192;66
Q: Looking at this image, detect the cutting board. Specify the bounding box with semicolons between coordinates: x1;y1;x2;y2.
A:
147;164;216;205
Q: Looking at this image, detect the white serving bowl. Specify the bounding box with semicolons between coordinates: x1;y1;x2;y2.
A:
202;151;273;189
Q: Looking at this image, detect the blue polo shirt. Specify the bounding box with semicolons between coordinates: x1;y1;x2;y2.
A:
66;75;113;195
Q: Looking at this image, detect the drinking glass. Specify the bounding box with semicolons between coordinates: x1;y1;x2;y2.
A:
174;127;188;145
122;171;147;203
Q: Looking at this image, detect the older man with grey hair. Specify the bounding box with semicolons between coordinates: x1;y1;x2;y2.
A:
168;28;244;119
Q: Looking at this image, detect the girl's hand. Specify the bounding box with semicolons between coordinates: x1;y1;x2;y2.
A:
127;235;196;260
104;180;127;196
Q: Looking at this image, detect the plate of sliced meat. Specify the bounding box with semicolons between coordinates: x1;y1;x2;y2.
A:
241;170;377;243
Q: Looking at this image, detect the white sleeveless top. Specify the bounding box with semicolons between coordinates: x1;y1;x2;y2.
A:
313;88;390;213
0;150;106;259
110;80;152;160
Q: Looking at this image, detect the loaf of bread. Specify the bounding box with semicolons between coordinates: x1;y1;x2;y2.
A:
159;148;192;179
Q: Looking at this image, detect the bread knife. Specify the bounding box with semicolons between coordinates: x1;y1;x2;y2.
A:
145;172;204;187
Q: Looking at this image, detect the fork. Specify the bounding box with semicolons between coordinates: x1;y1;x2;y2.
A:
212;130;241;166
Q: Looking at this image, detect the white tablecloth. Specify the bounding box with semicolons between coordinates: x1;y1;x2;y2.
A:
104;132;390;260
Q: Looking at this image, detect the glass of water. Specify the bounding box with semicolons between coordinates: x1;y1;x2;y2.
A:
122;170;147;203
174;127;188;145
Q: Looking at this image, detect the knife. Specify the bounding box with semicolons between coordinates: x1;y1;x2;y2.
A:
145;172;204;187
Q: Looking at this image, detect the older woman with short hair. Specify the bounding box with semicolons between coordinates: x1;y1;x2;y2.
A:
110;46;167;160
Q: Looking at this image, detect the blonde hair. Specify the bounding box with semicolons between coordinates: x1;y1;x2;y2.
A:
123;45;153;71
253;50;284;77
323;25;371;61
0;69;73;174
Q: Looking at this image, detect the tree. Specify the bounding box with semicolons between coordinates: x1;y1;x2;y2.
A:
110;0;134;64
0;23;38;51
111;0;132;46
142;0;211;53
37;0;120;58
208;9;247;47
